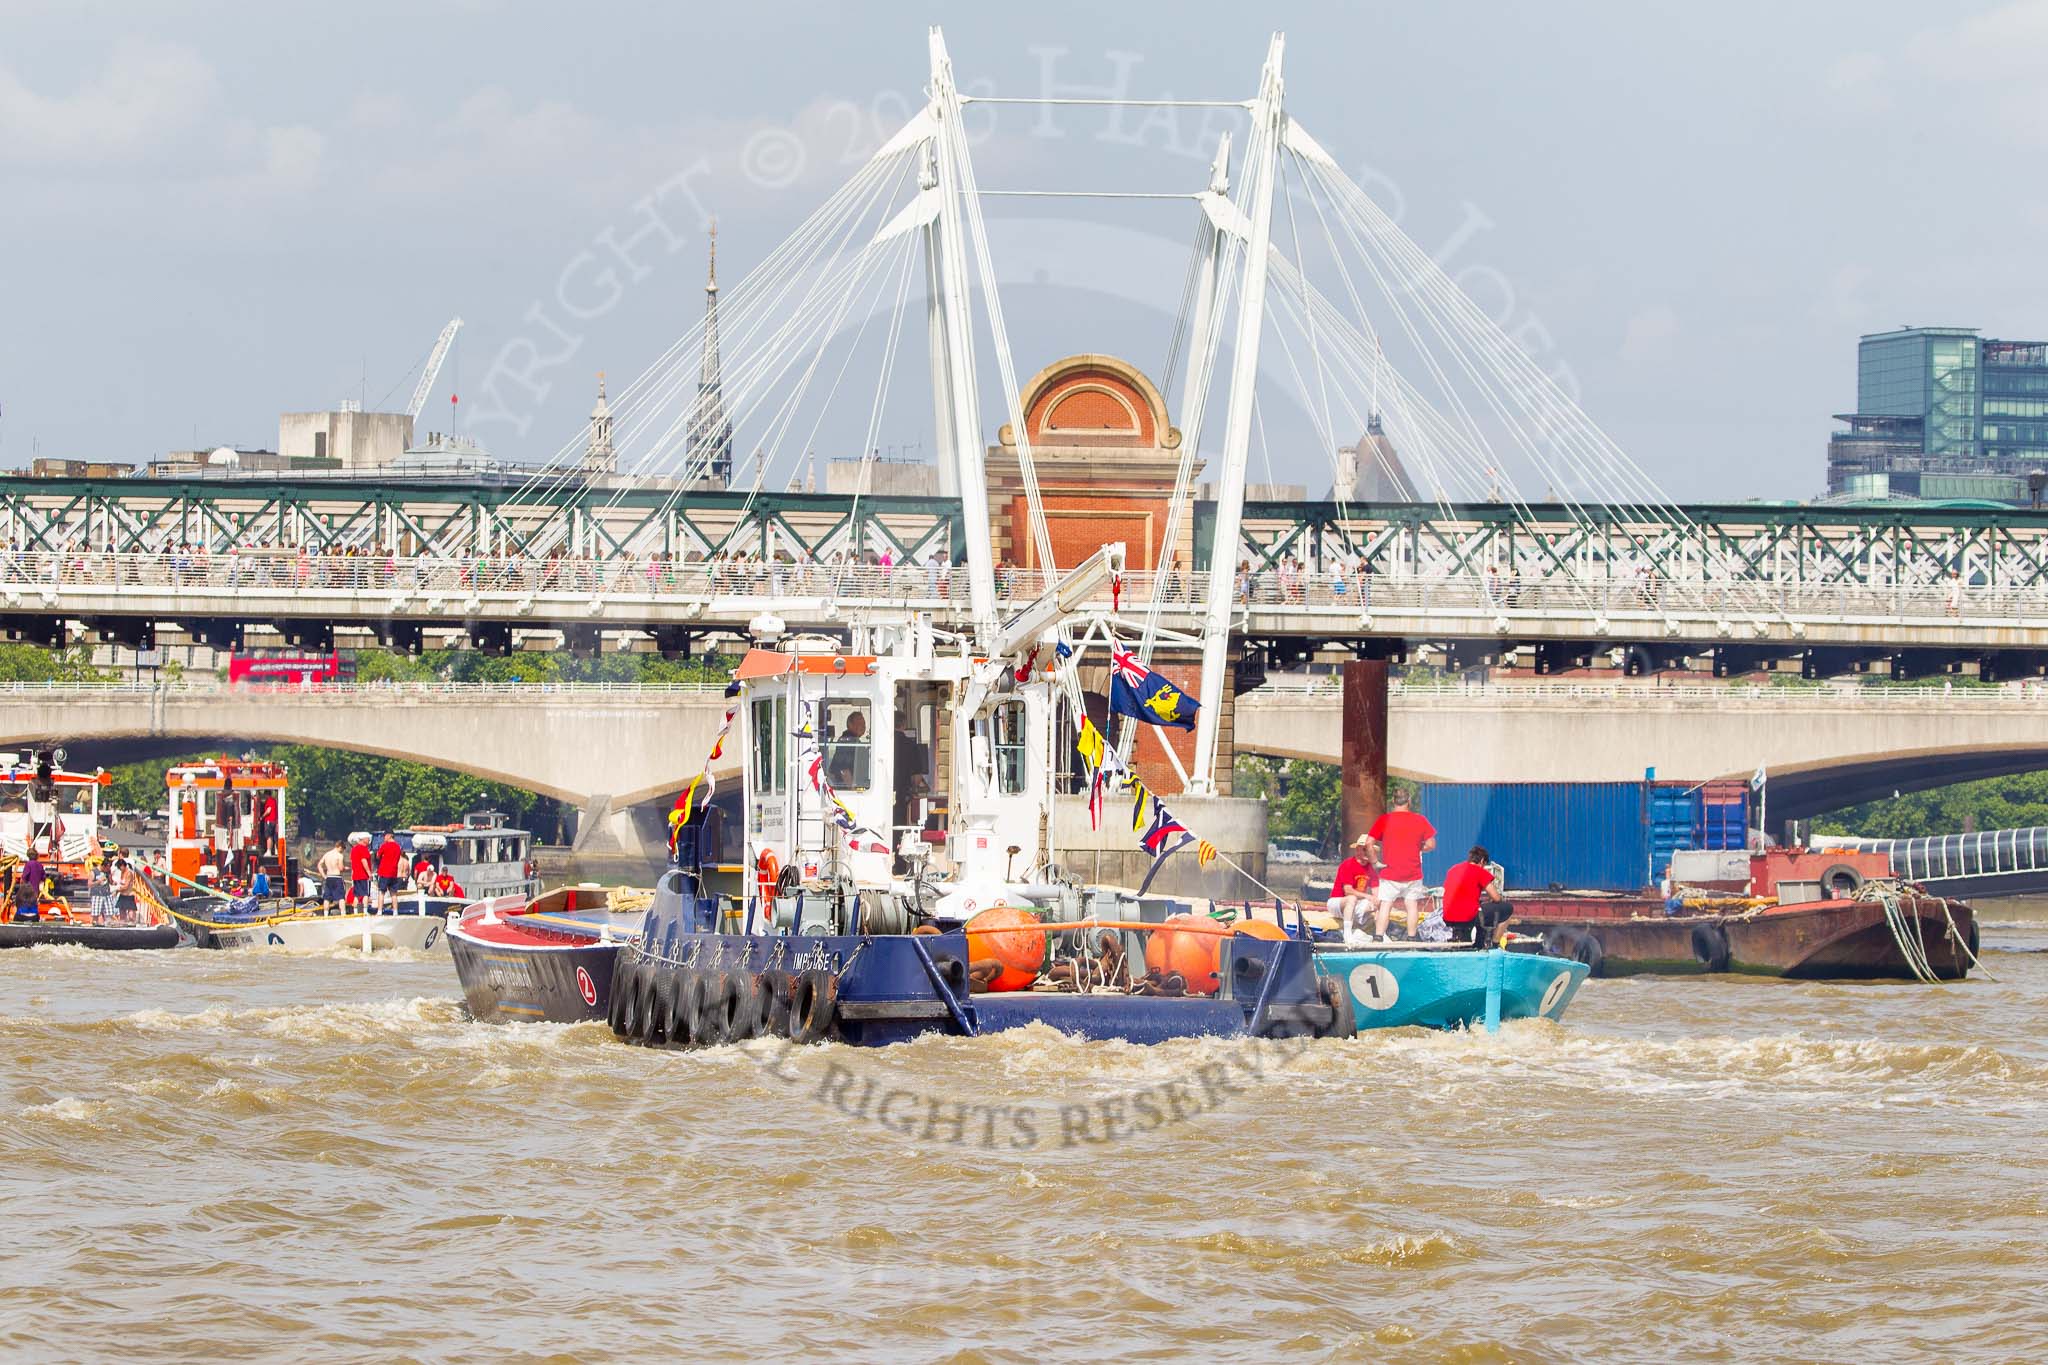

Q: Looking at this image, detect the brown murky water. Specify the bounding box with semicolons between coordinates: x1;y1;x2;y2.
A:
5;917;2047;1362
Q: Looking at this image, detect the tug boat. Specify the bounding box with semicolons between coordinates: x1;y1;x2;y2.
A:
0;748;178;950
405;812;542;903
587;547;1581;1045
167;759;457;953
448;884;646;1022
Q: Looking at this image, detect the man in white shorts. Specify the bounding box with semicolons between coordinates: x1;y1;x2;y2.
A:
1366;789;1437;940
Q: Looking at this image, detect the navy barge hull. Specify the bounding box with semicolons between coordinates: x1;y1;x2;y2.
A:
606;929;1347;1049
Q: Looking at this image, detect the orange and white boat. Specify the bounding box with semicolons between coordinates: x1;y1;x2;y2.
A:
0;746;177;949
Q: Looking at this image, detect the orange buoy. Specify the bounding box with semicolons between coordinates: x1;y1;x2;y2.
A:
1232;917;1289;942
1144;913;1224;995
964;906;1046;992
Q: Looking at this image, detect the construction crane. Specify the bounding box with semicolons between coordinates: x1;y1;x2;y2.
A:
406;318;464;419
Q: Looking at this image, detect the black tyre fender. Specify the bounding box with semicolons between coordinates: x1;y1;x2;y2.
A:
695;972;738;1047
733;974;771;1040
1316;974;1354;1039
632;970;664;1046
1544;927;1605;978
758;969;795;1037
1689;920;1732;973
788;969;839;1045
1967;914;1980;960
1818;863;1866;899
607;956;637;1036
674;970;709;1048
615;961;645;1039
661;970;694;1048
643;971;678;1047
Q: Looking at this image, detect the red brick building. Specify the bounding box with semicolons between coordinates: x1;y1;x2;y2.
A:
987;354;1231;795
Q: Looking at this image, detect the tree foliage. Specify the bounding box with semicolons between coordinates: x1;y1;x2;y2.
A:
1236;755;1343;853
1812;771;2048;840
99;745;562;840
347;647;737;686
0;642;107;682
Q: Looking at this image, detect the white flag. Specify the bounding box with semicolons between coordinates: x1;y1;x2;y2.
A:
1751;764;1767;790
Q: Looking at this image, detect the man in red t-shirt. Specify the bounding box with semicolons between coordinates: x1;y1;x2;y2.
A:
1442;844;1512;947
1367;790;1436;940
1327;835;1379;941
374;833;404;910
347;835;374;910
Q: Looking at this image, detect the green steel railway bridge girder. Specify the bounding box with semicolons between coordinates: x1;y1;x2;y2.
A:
0;477;969;568
12;478;2048;590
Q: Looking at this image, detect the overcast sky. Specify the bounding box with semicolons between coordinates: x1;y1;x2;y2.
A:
3;0;2045;500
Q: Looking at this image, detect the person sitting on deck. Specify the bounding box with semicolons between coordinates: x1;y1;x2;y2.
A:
15;850;46;921
1329;834;1379;945
1442;845;1512;948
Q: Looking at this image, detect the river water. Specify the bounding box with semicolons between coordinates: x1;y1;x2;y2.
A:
4;915;2046;1362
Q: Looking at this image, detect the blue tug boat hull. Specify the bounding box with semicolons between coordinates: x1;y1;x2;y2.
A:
612;917;1346;1048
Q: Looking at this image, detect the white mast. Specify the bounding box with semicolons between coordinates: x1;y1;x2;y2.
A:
926;28;998;646
1189;33;1286;793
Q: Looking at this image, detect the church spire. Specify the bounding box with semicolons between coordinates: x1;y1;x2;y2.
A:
583;371;615;475
688;218;734;481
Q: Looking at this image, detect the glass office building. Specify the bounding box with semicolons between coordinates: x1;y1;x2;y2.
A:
1828;327;2048;502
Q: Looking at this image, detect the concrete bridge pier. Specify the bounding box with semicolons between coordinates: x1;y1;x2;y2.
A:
569;794;675;864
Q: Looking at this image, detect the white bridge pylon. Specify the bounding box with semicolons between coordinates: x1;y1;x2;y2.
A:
498;27;1742;792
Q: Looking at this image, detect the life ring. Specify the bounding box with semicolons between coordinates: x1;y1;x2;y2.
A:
758;969;795;1036
788;969;839;1045
1544;927;1605;977
756;850;781;909
1689;920;1732;974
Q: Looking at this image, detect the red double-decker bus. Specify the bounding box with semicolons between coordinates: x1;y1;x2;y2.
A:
226;650;356;686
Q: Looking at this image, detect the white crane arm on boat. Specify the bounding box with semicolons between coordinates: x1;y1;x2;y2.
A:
988;542;1126;660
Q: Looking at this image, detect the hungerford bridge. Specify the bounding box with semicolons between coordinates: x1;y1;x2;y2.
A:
8;476;2048;679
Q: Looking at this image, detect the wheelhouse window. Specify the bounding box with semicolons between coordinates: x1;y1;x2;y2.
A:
976;700;1028;796
752;695;787;794
823;698;872;791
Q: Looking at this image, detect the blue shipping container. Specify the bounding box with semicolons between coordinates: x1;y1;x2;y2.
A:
1411;780;1749;893
1412;782;1651;893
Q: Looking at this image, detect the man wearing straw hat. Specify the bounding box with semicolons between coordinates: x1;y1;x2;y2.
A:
1328;834;1378;946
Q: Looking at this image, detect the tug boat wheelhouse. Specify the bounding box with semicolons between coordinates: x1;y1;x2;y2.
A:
407;812;541;904
591;547;1584;1046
